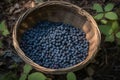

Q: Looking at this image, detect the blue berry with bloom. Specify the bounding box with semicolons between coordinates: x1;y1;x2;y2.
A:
20;21;89;69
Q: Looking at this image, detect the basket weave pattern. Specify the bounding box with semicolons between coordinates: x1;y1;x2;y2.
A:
13;1;101;74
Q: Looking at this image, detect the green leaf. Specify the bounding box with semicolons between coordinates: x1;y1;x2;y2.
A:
23;64;32;74
93;3;103;12
99;25;113;36
94;13;104;20
0;40;3;48
104;3;114;11
19;74;27;80
0;21;10;36
105;12;118;20
2;29;10;36
28;72;47;80
112;21;119;32
116;32;120;39
67;72;77;80
105;34;114;42
0;21;6;31
100;19;108;24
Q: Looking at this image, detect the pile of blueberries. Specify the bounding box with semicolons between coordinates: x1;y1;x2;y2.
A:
20;21;89;69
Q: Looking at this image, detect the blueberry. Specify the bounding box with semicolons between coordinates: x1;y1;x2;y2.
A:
20;21;89;69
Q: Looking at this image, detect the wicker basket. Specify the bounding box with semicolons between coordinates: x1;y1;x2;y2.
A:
13;1;101;74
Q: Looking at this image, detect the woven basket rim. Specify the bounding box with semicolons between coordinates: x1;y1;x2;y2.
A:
13;1;101;74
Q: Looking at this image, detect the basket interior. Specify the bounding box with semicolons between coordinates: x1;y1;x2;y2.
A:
17;5;87;40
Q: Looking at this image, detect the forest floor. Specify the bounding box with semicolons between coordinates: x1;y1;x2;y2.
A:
0;0;120;80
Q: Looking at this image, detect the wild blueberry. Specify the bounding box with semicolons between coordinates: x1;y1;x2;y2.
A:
20;21;89;69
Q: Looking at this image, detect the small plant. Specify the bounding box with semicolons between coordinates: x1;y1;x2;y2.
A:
0;20;10;48
20;64;78;80
67;72;77;80
93;3;118;21
19;64;51;80
19;64;32;80
93;3;120;44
